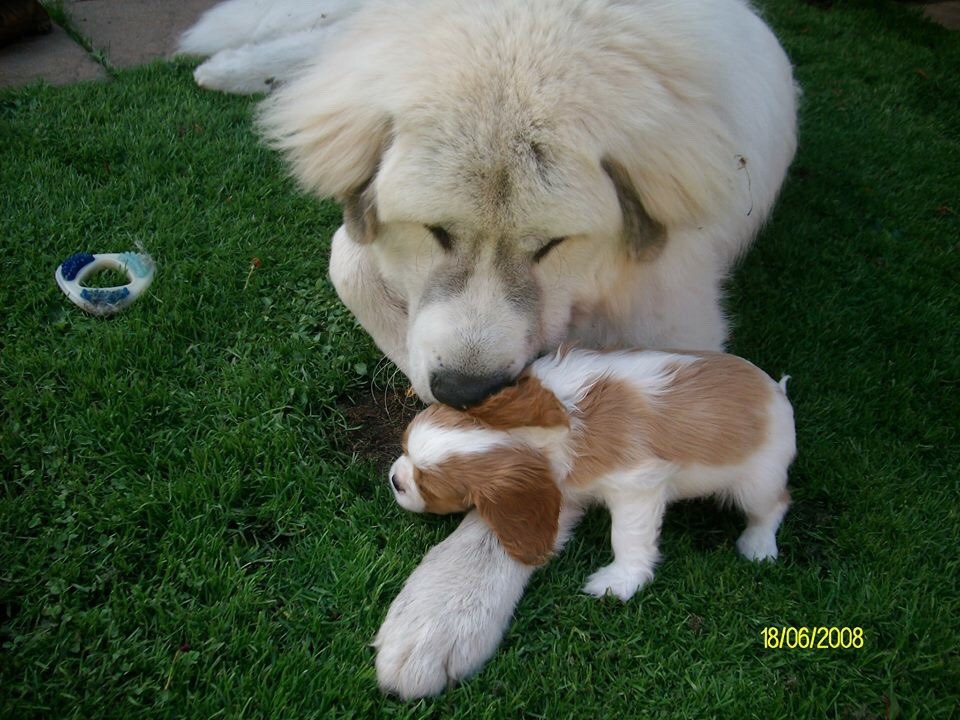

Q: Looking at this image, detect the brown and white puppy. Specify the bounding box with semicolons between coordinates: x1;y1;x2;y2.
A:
389;347;796;600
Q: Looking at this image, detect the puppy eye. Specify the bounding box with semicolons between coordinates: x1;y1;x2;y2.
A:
426;225;454;252
533;236;566;263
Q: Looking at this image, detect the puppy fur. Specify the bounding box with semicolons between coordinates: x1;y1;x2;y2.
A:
390;348;796;601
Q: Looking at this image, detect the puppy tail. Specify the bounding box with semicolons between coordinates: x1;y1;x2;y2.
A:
777;375;791;395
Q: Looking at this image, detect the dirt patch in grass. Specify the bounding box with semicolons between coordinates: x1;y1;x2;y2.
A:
336;386;422;471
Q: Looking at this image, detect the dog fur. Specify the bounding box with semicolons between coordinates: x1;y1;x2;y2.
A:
179;0;798;699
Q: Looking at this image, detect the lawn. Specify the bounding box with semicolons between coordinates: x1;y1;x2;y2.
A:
1;1;958;717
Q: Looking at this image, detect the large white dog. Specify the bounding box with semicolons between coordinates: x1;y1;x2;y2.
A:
180;0;798;699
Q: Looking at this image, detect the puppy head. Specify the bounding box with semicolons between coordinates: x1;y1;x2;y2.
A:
389;375;569;565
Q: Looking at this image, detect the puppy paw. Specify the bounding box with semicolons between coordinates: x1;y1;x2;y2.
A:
582;563;653;601
736;527;778;561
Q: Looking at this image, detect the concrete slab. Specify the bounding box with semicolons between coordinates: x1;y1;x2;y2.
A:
923;1;960;30
0;23;105;89
64;0;221;68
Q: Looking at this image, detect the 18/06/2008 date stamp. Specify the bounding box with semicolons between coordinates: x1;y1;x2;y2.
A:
761;627;864;649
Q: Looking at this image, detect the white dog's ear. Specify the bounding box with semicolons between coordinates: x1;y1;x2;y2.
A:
602;158;668;262
601;98;751;236
340;175;381;245
256;65;392;243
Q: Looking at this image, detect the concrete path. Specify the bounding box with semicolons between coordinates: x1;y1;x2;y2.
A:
0;0;219;89
1;20;105;88
1;0;959;91
923;0;960;27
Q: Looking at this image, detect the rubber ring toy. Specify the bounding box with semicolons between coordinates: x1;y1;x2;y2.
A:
55;251;155;316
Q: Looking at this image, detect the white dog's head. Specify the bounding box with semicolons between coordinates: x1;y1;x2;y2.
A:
351;129;650;406
258;1;738;405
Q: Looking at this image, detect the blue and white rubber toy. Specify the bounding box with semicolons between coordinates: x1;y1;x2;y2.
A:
55;251;155;316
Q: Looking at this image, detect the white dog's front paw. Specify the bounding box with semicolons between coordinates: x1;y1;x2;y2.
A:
583;563;654;601
373;596;492;700
373;512;534;699
736;527;778;562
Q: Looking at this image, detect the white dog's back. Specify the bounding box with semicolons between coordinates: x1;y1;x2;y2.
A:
177;0;359;92
178;0;356;55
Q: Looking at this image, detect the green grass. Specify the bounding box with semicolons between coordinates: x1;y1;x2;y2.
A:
1;1;958;717
75;267;130;288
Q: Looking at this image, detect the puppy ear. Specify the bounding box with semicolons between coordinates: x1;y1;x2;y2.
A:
464;375;569;431
470;449;562;566
602;158;667;262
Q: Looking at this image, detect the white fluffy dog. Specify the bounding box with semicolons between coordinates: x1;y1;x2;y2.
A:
180;0;798;699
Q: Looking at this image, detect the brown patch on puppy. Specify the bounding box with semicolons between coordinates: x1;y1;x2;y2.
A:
414;461;474;515
464;374;569;431
414;447;562;566
650;355;771;465
567;356;772;484
567;377;650;487
468;447;561;566
402;403;481;452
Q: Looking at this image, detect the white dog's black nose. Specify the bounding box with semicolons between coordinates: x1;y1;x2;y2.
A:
391;474;404;493
429;370;512;408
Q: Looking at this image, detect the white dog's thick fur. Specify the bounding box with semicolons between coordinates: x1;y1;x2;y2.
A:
178;0;357;93
180;0;798;699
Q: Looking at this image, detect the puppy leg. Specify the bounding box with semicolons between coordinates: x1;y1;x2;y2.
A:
735;475;790;562
328;225;413;381
375;500;586;699
583;486;666;601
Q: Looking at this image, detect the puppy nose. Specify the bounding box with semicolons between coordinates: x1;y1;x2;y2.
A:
390;474;403;493
429;370;512;409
